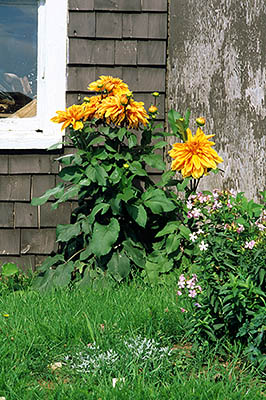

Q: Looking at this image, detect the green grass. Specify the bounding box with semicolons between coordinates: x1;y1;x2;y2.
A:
0;281;265;399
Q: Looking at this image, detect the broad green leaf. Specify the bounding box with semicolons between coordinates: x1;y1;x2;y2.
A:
107;252;131;282
88;203;110;224
127;204;147;228
89;218;120;257
184;109;191;129
51;185;80;209
177;177;191;191
142;154;165;170
88;136;105;146
37;254;65;273
128;134;137;148
153;141;168;149
52;261;75;288
178;224;191;240
117;187;135;202
32;269;56;292
123;239;145;268
85;165;96;181
94;165;108;186
1;263;19;277
156;170;176;187
168;109;182;134
129;161;148;177
165;235;180;254
31;184;64;206
59;166;81;182
155;221;181;237
144;189;176;214
110;166;122;184
117;127;127;141
56;222;81;242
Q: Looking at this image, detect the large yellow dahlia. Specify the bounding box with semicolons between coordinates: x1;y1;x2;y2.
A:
97;94;149;129
88;75;129;95
168;128;223;179
51;104;92;131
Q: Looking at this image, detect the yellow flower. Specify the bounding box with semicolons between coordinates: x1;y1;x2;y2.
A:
51;104;92;131
88;76;129;95
97;94;149;129
148;105;158;114
3;314;9;318
123;163;129;168
168;128;223;179
152;92;160;97
196;117;206;126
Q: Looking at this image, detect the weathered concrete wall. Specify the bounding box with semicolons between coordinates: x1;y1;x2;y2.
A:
167;0;266;200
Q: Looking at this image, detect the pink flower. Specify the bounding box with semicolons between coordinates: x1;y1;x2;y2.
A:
194;303;201;308
180;308;187;313
196;285;202;292
236;224;244;233
244;240;256;249
186;279;195;289
188;289;197;298
177;290;182;296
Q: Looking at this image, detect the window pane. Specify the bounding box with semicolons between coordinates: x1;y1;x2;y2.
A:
0;0;37;118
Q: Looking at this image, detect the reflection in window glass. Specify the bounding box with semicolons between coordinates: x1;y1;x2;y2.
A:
0;0;37;118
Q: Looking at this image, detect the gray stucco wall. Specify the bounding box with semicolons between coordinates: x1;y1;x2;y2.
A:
167;0;266;200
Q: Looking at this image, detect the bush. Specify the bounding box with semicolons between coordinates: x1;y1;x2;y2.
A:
182;190;266;365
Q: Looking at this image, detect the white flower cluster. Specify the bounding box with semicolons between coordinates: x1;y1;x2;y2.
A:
65;337;172;374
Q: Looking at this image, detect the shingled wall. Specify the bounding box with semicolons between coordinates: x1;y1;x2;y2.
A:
0;0;168;271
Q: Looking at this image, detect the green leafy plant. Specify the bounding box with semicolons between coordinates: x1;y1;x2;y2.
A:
183;190;266;360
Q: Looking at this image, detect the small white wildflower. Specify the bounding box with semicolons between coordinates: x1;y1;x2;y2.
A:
199;240;208;251
189;232;198;242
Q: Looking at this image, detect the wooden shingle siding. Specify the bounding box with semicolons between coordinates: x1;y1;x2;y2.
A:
0;0;168;270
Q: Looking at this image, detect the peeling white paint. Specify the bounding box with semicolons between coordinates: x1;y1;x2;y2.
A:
167;0;266;200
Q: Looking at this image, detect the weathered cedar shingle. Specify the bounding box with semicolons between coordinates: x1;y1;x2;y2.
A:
40;203;72;227
148;13;167;39
138;41;166;65
0;176;31;201
96;13;122;38
123;14;149;38
0;203;14;228
21;229;57;254
115;40;137;65
0;229;20;255
9;154;55;174
31;175;56;199
0;156;8;173
69;0;94;10
69;39;115;64
122;67;165;92
94;0;141;11
0;255;35;271
14;203;38;228
141;0;167;11
68;11;96;37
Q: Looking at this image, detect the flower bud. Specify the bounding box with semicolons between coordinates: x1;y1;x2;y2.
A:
123;163;129;168
148;105;158;114
152;92;160;97
196;117;206;126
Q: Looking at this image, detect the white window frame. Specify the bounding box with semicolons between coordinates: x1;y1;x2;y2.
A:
0;0;67;149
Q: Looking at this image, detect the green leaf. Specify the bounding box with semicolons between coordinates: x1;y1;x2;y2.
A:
156;170;176;187
88;203;110;224
88;136;105;146
31;184;64;206
153;141;168;149
165;235;181;254
155;221;181;237
107;252;131;282
123;239;145;268
117;127;127;141
127;204;147;228
47;141;64;150
117;187;135;201
56;222;81;242
129;161;148;177
178;224;191;240
110;166;123;184
144;189;176;214
94;165;108;186
59;166;81;182
128;134;137;148
52;261;75;288
1;263;19;277
184;109;191;129
36;254;65;273
51;185;80;209
142;154;165;170
90;218;120;257
177;177;191;191
168;109;182;134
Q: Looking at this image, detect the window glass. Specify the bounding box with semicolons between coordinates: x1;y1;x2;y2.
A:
0;0;37;118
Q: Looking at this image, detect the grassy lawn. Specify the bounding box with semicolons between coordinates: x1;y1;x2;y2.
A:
0;281;265;399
